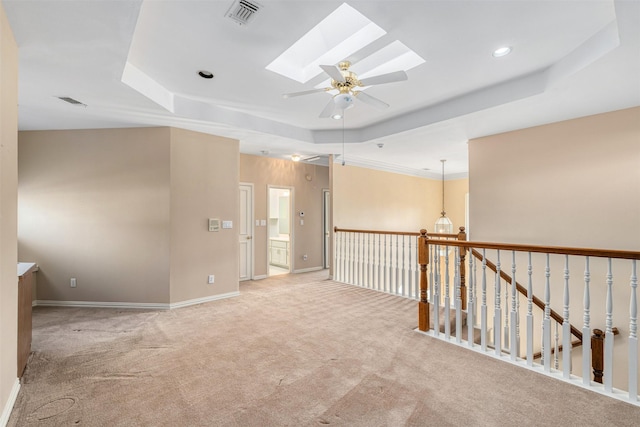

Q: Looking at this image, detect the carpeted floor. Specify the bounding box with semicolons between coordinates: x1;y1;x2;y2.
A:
8;271;640;426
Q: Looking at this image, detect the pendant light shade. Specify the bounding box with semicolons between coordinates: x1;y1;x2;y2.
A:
434;159;454;234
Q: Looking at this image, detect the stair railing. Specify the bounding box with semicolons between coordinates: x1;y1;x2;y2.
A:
333;226;639;404
420;231;639;403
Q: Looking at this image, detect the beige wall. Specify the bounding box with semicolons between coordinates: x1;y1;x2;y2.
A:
469;107;640;390
18;127;241;307
333;164;468;233
470;107;640;249
18;128;172;304
240;154;329;277
169;128;239;303
0;2;18;420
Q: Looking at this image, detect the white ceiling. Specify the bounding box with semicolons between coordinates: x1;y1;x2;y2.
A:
3;0;639;178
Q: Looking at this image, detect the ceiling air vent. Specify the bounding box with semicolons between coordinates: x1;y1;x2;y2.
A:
57;96;86;106
225;0;262;26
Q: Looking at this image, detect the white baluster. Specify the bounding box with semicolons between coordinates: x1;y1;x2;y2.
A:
481;249;487;351
434;245;440;337
407;236;413;298
510;251;518;360
468;250;475;348
629;260;638;401
605;258;614;392
358;233;363;286
456;248;462;343
495;250;502;356
376;234;382;290
582;257;591;385
429;243;434;304
382;235;387;292
395;235;400;295
444;246;451;338
402;235;407;297
554;322;559;370
527;252;533;366
543;253;551;372
562;255;571;378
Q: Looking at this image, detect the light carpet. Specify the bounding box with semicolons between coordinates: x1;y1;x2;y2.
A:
8;271;640;426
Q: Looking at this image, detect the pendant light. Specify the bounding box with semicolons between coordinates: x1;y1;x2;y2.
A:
434;159;453;234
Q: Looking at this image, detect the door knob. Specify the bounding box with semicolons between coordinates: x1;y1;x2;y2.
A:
247;236;252;240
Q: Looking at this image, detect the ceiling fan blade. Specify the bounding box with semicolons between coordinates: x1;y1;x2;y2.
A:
282;88;329;98
320;65;346;83
319;97;337;118
358;70;408;87
354;91;389;109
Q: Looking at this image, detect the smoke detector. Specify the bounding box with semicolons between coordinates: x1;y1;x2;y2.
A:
225;0;262;26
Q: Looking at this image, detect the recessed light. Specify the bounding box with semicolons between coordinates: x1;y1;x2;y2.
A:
291;154;301;162
492;46;512;58
198;70;214;79
331;113;343;120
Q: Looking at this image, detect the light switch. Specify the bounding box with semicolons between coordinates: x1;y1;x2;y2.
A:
208;218;220;232
260;219;266;226
255;219;260;226
222;220;233;229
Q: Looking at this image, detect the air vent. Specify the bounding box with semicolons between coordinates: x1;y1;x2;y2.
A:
57;96;86;106
225;0;262;26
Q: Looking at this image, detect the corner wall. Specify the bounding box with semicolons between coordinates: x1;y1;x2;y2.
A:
0;2;19;422
169;128;239;304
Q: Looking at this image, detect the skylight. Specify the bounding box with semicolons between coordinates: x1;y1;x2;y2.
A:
265;3;386;83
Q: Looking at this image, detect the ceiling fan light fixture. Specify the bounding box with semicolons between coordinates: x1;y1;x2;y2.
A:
492;46;512;57
334;93;354;110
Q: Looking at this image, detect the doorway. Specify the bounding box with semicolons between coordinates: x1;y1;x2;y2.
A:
267;186;293;276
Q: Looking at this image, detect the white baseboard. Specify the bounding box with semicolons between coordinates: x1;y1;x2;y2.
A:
252;274;267;280
0;378;20;427
34;291;240;311
293;266;324;274
35;300;170;310
169;291;239;309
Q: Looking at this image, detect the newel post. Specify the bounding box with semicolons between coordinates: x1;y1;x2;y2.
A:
458;226;467;310
592;329;604;384
418;229;430;332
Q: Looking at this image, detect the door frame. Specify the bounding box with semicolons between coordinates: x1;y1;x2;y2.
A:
239;183;254;281
267;185;294;276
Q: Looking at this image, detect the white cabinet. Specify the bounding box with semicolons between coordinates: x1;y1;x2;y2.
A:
269;239;289;269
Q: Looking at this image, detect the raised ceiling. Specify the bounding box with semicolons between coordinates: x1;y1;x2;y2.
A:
3;0;639;178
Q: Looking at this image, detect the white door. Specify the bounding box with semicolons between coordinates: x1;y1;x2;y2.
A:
239;184;253;281
323;189;330;269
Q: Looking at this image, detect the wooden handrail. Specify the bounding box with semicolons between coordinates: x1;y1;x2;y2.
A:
428;238;640;261
532;339;584;360
470;248;583;341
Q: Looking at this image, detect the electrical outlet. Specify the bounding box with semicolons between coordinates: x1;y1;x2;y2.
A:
208;275;215;284
303;254;308;261
70;278;77;288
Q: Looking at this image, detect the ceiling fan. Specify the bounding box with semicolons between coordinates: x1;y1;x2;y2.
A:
283;61;408;118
